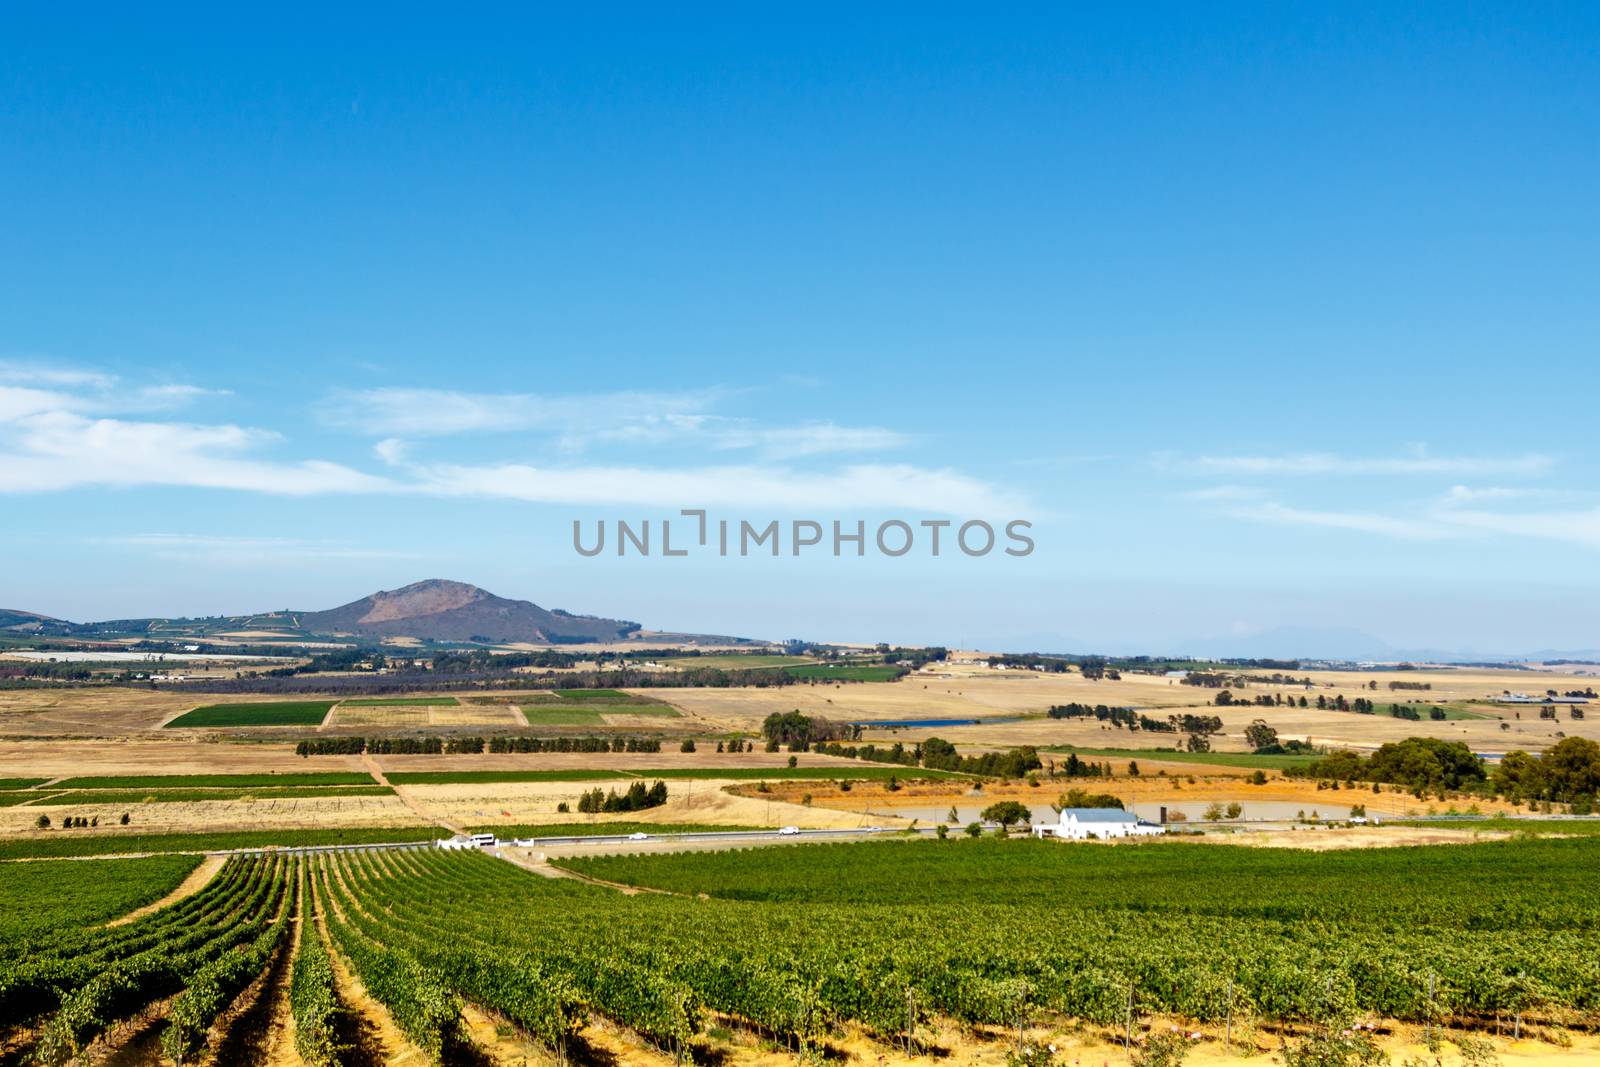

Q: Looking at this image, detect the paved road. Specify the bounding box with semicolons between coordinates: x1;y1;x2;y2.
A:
219;812;1600;858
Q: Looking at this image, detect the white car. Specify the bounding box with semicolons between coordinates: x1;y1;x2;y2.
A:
778;825;801;836
864;826;884;834
627;832;650;841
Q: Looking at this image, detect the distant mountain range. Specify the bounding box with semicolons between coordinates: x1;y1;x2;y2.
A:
0;579;646;646
978;624;1600;666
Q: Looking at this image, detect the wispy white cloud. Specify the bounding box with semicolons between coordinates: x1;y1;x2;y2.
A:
1432;506;1600;550
1226;502;1460;540
96;534;421;563
321;387;908;458
0;360;117;389
1179;485;1268;502
1440;485;1550;504
709;423;910;457
1178;450;1554;477
407;461;1020;515
319;387;722;438
0;411;393;495
0;361;226;421
373;437;410;466
0;364;1013;514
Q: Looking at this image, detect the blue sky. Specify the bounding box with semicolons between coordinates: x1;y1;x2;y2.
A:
3;5;1598;655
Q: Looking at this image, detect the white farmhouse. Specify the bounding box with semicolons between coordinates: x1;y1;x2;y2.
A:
1032;807;1166;841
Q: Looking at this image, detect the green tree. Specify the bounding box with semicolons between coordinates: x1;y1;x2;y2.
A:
1244;718;1280;752
1540;736;1600;803
981;800;1032;830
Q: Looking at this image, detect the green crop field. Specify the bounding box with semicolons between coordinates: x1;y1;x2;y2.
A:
37;786;395;806
552;688;636;701
0;854;202;943
517;706;604;725
390;767;627;783
784;664;904;682
1041;745;1323;770
0;792;61;807
0;825;441;860
663;654;814;669
1400;817;1600;836
339;696;461;707
593;703;681;717
388;769;626;785
164;701;338;728
0;777;48;790
5;836;1597;1065
53;773;376;789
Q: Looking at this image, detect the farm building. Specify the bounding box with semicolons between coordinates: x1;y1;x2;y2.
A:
1032;807;1166;841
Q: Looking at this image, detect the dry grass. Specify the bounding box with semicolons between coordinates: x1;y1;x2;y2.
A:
0;687;200;735
658;658;1600;753
406;778;863;831
0;791;421;835
324;703;524;729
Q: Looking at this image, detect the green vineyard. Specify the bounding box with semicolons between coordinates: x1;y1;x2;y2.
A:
1;836;1596;1064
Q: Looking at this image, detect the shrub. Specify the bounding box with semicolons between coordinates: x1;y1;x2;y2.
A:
1133;1029;1198;1067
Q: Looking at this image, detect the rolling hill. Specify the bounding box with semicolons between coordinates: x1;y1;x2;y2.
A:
296;579;638;643
6;580;644;646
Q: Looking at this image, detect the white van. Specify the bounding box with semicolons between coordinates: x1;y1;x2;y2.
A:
470;833;497;847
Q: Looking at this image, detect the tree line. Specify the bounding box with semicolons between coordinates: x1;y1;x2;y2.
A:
575;780;668;814
295;735;664;756
1287;735;1600;810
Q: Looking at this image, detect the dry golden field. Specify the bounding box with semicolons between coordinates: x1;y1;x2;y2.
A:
323;702;526;729
0;657;1593;846
657;657;1600;753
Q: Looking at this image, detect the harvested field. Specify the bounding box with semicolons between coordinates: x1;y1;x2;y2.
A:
0;739;368;779
0;789;422;835
405;778;871;831
37;785;395;805
324;701;524;729
55;772;375;788
662;658;1600;754
0;686;202;734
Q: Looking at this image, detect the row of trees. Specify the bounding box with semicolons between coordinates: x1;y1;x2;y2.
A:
1289;737;1488;792
1292;735;1600;810
1491;738;1600;807
575;780;669;813
761;711;858;748
296;735;664;756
